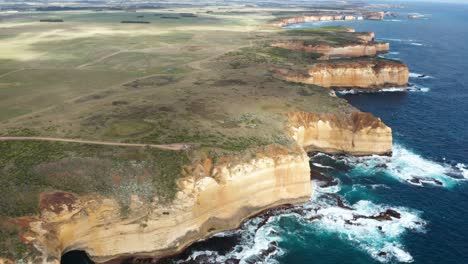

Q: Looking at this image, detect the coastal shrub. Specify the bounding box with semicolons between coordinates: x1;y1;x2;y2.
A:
0;141;189;218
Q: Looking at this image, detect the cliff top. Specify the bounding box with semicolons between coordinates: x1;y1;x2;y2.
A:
0;6;371;260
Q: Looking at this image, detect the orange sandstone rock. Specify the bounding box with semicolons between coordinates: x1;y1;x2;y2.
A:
288;111;392;155
276;60;409;90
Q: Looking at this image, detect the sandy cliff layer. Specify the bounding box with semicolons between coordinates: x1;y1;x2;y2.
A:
18;146;312;263
271;41;389;59
354;32;375;42
276;60;409;90
288;111;392;155
273;12;384;27
9;109;395;263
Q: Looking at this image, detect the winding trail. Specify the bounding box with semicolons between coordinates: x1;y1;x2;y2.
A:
0;136;189;151
0;68;25;79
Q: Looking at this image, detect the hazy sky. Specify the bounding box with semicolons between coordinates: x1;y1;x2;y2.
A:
371;0;468;3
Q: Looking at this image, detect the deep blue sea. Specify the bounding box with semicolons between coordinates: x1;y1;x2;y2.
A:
155;2;468;264
63;2;468;264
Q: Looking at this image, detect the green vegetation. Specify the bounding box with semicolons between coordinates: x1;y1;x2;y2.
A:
0;8;354;260
0;140;189;259
0;141;189;217
104;120;154;137
280;26;353;35
227;46;321;67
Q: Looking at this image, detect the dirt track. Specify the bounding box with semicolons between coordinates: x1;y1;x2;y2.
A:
0;136;189;151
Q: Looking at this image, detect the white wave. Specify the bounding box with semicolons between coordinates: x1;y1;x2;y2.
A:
316;182;341;194
312;152;337;160
378;54;400;60
303;196;425;263
377;38;426;47
335;89;358;95
456;163;468;179
343;144;466;187
409;72;433;79
419;87;430;92
370;242;414;263
378;38;406;42
181;178;427;264
335;88;406;95
370;184;390;190
180;215;282;264
336;86;424;95
380;87;407;92
312;162;334;169
407;84;430;92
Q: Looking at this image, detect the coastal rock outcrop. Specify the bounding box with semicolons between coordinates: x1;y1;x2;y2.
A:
364;11;385;20
18;146;312;263
288;111;392;155
353;32;375;42
276;59;409;90
272;12;384;27
271;41;389;59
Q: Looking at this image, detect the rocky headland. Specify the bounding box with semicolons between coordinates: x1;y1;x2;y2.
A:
4;110;393;263
271;41;389;60
272;11;385;27
353;31;376;42
0;9;404;264
288;111;392;155
19;145;311;263
275;59;409;91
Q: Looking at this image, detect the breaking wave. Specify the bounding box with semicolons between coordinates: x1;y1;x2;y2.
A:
171;143;465;263
378;38;427;47
172;178;427;264
335;85;429;95
174;216;284;264
307;184;426;263
337;144;467;187
409;72;433;79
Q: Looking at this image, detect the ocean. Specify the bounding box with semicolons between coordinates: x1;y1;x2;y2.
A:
158;2;468;264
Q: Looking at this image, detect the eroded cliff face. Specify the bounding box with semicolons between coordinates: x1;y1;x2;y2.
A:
271;41;389;59
364;11;385;20
288;111;392;155
354;32;375;42
9;109;395;264
276;60;409;90
273;12;384;27
19;146;312;263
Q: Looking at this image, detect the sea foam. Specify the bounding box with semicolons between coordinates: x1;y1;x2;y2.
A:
303;184;426;263
409;72;433;79
341;144;465;187
335;85;429;95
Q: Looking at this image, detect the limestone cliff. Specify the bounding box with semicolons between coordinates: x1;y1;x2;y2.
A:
17;146;312;263
271;41;389;59
364;12;385;20
288;111;392;155
272;15;341;27
374;42;390;52
276;60;409;90
354;32;375;42
9;108;395;263
272;12;384;27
